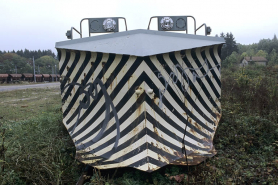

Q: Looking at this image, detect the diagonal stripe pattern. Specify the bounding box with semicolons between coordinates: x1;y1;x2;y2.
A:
57;44;222;172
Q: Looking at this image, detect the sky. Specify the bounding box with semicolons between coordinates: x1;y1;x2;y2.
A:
0;0;278;53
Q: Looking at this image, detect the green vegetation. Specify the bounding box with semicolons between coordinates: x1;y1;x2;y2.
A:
219;32;238;60
1;36;278;184
221;33;278;67
0;87;82;184
0;64;278;184
0;49;58;74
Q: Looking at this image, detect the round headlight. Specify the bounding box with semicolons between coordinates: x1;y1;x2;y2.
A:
160;17;173;30
103;18;116;32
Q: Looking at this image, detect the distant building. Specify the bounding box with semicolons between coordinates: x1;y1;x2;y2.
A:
50;74;60;82
22;73;33;81
42;74;50;81
9;74;22;82
35;74;43;82
241;56;268;67
0;74;9;83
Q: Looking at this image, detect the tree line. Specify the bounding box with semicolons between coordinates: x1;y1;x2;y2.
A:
0;49;58;74
0;49;56;60
219;33;278;67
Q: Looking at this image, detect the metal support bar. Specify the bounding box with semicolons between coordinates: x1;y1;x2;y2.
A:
196;23;207;36
80;18;90;38
71;27;81;39
118;17;128;31
33;57;36;83
187;16;196;35
147;16;158;30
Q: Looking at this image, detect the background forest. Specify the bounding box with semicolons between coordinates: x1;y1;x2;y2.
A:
0;49;58;74
219;33;278;67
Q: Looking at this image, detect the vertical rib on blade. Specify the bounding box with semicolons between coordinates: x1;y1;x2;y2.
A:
58;44;222;172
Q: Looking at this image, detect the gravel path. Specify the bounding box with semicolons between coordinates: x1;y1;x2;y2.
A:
0;83;60;92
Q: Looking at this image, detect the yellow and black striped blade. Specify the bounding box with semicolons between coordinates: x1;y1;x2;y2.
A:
58;45;222;172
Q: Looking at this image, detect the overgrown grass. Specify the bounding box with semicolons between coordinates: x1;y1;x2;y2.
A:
0;87;83;184
1;65;278;184
0;87;61;121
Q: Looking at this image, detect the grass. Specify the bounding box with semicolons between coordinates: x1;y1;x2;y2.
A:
0;65;278;184
0;87;82;184
0;87;60;121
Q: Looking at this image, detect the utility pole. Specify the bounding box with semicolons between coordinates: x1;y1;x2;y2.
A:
52;66;54;82
38;65;40;74
55;64;57;81
33;56;36;82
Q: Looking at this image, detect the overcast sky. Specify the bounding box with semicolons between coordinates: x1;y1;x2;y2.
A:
1;0;277;53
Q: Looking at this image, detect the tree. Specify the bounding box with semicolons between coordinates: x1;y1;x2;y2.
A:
258;39;272;54
273;34;277;41
1;53;18;62
24;49;30;59
35;56;59;74
37;50;42;58
241;52;248;58
247;49;255;57
222;51;240;68
16;49;24;57
0;54;3;63
268;49;278;65
220;32;225;38
0;49;57;59
255;50;268;58
0;53;32;74
1;59;14;73
272;34;278;54
221;32;238;60
238;44;248;54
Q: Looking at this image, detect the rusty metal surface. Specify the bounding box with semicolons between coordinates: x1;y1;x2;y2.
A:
22;73;33;78
57;39;223;172
9;74;22;78
50;74;58;77
0;74;9;78
42;74;50;78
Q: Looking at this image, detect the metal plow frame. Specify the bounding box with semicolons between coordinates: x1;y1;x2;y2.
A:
58;44;222;172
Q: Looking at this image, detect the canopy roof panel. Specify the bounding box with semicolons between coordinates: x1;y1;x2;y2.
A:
55;29;224;56
0;74;9;78
42;74;50;77
10;74;22;78
22;73;33;77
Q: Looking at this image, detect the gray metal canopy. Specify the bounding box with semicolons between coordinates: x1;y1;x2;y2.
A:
55;29;224;56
